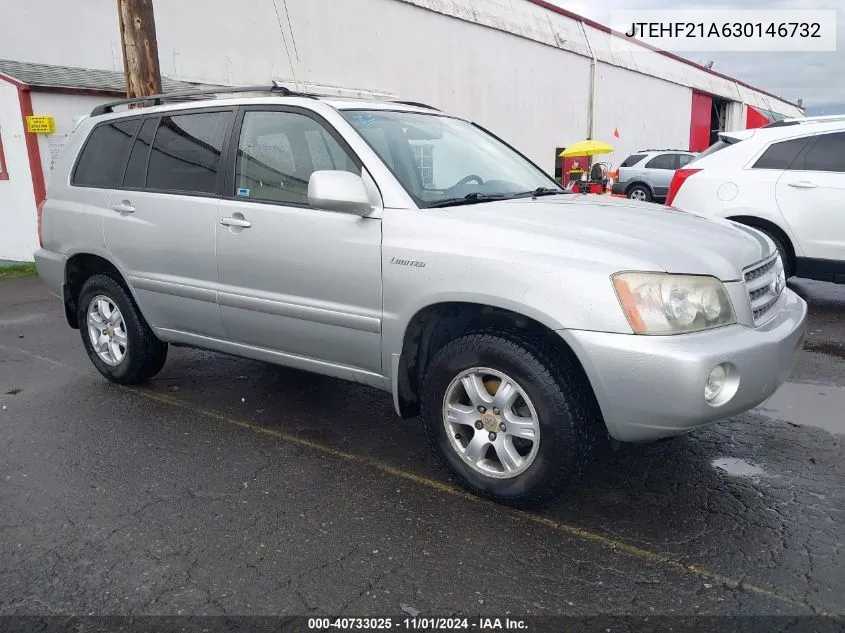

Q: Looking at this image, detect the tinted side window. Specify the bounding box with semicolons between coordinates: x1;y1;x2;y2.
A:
146;111;232;194
234;111;359;206
73;119;139;188
678;154;695;168
752;137;809;170
800;132;845;173
123;118;158;188
644;154;677;170
620;154;647;168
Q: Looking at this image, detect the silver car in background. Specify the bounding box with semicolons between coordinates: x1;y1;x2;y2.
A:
612;149;697;202
35;88;806;505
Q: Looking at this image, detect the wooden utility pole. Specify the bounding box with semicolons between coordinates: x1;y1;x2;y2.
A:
117;0;162;98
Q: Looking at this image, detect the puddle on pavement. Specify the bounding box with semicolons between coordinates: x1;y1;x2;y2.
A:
712;457;771;479
756;381;845;435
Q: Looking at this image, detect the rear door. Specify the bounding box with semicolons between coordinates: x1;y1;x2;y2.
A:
641;153;678;198
102;108;235;337
775;131;845;263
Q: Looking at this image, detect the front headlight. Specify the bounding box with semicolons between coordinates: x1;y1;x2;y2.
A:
612;272;737;335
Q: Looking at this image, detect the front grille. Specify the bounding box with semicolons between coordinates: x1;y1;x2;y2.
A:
744;254;784;325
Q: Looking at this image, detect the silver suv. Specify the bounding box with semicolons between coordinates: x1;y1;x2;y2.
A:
612;149;697;202
35;87;807;505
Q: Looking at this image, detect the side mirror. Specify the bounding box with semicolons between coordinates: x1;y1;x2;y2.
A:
308;170;372;216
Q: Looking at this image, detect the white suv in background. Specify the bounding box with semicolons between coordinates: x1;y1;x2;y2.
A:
667;115;845;283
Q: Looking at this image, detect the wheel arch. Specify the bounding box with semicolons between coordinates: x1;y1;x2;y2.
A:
625;181;654;196
392;301;597;421
63;252;147;329
727;215;797;273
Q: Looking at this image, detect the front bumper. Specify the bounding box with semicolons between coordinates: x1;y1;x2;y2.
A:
560;288;807;443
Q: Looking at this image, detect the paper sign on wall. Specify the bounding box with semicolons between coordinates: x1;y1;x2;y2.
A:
26;115;56;134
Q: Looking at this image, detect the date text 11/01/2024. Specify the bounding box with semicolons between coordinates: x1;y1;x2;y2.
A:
308;617;528;630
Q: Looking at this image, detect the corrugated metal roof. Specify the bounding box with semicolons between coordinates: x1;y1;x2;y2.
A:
0;59;208;93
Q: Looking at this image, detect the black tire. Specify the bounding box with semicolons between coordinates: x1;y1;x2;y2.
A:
756;228;795;278
420;330;601;507
77;274;168;384
627;184;652;202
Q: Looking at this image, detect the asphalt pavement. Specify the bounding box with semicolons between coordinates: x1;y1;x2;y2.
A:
0;277;843;623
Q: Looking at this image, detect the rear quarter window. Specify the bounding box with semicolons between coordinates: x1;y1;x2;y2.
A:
620;154;646;167
752;136;811;170
72;119;140;188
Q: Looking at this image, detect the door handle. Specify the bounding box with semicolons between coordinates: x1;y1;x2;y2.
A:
787;181;817;189
219;217;252;228
111;201;135;213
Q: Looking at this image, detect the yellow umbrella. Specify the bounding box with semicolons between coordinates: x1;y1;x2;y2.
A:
559;140;614;157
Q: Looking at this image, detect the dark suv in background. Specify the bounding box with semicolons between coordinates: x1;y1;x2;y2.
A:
612;149;696;202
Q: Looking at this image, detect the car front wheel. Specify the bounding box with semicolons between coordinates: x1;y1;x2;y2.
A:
420;330;600;507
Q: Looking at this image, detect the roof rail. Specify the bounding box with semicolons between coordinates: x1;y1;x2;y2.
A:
90;84;312;116
762;113;845;128
391;100;441;111
636;148;691;153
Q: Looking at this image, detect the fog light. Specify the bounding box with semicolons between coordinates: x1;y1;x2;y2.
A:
705;364;728;402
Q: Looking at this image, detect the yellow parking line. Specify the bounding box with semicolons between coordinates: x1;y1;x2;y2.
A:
137;389;822;612
0;343;827;614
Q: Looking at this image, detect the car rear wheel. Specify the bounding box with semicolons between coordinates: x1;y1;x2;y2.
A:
420;330;600;507
627;185;652;202
78;274;168;384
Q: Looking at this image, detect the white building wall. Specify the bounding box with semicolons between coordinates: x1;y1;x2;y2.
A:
0;90;112;262
269;0;592;171
2;0;803;119
0;80;37;262
592;63;692;168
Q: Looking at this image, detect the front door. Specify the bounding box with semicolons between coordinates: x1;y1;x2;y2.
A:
103;109;235;338
215;107;383;374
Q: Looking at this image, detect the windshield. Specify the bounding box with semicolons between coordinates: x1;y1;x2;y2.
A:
342;110;565;207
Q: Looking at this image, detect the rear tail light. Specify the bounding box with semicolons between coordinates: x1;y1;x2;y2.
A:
666;168;701;207
37;199;46;248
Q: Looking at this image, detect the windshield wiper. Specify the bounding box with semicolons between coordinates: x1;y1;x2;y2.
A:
511;187;568;198
427;192;506;208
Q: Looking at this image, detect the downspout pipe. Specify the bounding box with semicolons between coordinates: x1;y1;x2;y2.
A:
579;20;597;140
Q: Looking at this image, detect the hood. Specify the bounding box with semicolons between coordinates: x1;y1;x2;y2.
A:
435;194;770;281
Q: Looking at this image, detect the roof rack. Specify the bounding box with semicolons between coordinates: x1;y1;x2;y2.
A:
391;100;440;111
90;84;313;116
762;114;845;128
636;148;691;153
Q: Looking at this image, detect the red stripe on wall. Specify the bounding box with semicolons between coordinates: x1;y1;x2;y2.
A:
746;106;771;130
689;91;712;152
0;125;9;181
17;87;47;206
